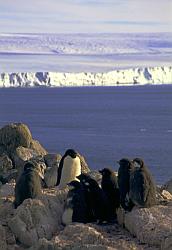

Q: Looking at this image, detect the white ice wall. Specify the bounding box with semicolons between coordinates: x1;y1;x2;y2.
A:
0;66;172;87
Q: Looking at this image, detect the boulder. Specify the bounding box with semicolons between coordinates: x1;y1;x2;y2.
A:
78;153;90;173
29;222;148;250
0;154;13;174
0;154;15;184
30;140;47;156
43;154;61;188
0;123;32;154
0;181;15;199
44;153;62;168
8;188;68;248
11;146;37;175
125;205;172;247
161;190;172;200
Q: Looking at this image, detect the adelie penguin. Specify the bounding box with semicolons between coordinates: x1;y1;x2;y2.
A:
62;180;88;226
56;149;81;189
77;173;110;224
117;158;134;211
99;168;120;220
14;161;46;208
129;158;157;208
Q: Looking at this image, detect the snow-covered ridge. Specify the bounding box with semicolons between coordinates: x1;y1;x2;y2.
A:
0;66;172;87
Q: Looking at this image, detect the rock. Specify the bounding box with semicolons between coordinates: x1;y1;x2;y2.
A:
162;179;172;195
117;207;125;227
125;205;172;247
44;166;58;188
161;235;172;250
0;123;32;154
77;154;90;173
161;190;172;200
44;154;61;188
30;140;47;156
0;224;7;250
30;222;152;250
44;153;62;168
12;146;37;173
0;154;13;174
0;181;15;199
8;188;68;247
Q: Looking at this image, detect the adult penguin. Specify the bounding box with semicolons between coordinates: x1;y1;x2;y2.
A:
117;158;134;211
129;158;157;208
99;168;120;220
56;149;81;189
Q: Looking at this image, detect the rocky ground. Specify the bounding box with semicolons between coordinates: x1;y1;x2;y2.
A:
1;123;172;250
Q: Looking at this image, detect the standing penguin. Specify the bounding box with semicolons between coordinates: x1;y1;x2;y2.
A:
99;168;120;220
62;180;88;226
117;158;134;211
77;173;110;224
129;158;157;208
56;149;81;189
14;161;45;208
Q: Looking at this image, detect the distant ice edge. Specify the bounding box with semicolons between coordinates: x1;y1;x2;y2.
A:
0;66;172;87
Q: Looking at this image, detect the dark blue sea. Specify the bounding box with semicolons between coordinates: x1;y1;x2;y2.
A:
0;85;172;184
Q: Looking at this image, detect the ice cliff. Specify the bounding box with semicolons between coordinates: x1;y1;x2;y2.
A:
0;66;172;87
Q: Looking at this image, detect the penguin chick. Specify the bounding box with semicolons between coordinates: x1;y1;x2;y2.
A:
129;158;157;208
99;168;120;220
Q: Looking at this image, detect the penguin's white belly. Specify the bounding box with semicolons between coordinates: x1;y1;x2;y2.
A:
62;207;73;225
58;156;81;189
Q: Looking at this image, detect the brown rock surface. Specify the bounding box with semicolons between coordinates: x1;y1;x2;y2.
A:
30;140;47;156
0;123;32;154
8;188;68;247
125;205;172;247
77;153;90;173
0;154;13;174
30;223;157;250
44;153;62;187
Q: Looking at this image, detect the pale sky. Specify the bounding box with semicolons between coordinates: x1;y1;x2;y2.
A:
0;0;172;33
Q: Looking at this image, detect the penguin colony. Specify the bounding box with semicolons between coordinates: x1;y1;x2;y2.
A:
13;148;157;226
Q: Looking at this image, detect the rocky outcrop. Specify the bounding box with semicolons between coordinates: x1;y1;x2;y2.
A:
8;188;68;247
0;123;32;154
30;140;47;156
43;154;61;188
124;205;172;247
0;154;13;174
78;153;90;174
0;67;172;88
0;123;47;180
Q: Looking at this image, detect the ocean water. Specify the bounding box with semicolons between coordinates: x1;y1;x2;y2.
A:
0;85;172;184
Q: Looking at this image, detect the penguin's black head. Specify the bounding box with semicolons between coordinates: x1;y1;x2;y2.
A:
132;158;144;168
77;173;99;190
117;158;133;169
65;149;78;158
24;162;35;172
76;173;91;183
99;168;113;177
67;180;81;189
